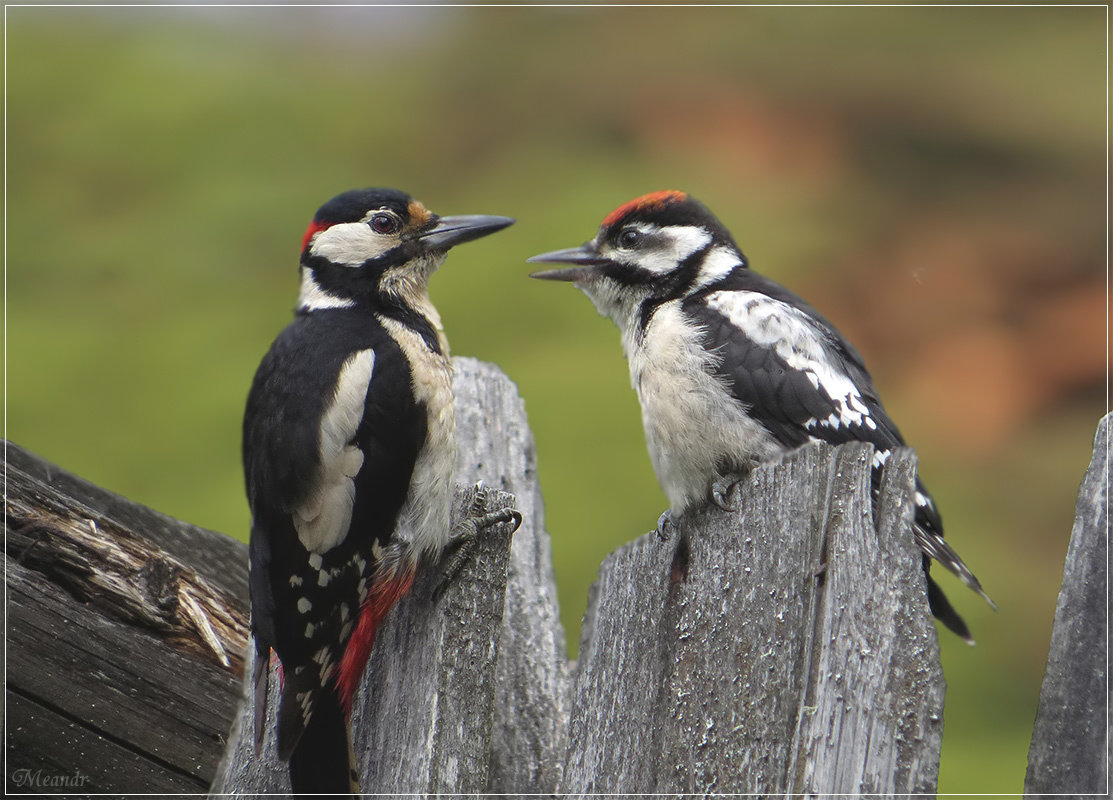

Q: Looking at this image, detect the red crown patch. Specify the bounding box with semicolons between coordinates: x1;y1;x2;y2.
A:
602;190;688;228
301;220;330;252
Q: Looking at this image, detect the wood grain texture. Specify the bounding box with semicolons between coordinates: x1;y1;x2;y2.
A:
353;484;516;794
1025;412;1110;796
452;357;570;794
6;441;248;602
792;445;944;795
4;441;249;794
560;440;945;795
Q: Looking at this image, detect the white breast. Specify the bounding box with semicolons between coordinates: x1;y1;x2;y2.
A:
626;302;779;515
378;315;456;561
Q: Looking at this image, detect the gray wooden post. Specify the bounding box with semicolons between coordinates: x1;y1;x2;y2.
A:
1025;411;1110;797
451;357;570;793
560;441;945;795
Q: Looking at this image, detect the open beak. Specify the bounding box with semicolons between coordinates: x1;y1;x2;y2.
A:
527;244;608;282
418;214;515;251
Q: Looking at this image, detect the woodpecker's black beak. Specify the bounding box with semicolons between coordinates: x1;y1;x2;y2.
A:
417;215;515;252
527;244;608;282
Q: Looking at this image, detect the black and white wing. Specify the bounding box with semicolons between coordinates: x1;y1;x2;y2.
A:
243;311;425;758
684;271;991;640
685;270;905;454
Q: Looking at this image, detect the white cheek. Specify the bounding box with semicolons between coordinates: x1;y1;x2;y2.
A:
310;221;397;266
662;225;713;265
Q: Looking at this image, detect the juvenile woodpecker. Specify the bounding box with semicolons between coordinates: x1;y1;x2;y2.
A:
244;188;516;796
528;190;992;641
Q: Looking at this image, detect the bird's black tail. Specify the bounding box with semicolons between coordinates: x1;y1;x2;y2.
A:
286;684;359;798
925;565;974;644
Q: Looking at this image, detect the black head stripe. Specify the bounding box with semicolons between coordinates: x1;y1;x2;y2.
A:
605;193;743;255
633;241;718;334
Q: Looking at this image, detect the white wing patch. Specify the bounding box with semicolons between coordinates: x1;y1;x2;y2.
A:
705;291;877;432
294;348;375;554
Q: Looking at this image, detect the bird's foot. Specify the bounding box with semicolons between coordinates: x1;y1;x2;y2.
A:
433;482;522;601
656;510;675;541
710;477;741;512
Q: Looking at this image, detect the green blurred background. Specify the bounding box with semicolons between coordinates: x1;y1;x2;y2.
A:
6;4;1106;794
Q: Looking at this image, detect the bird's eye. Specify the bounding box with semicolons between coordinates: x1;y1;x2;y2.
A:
618;228;641;248
369;213;401;235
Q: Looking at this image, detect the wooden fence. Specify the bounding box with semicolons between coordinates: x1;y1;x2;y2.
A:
4;359;1108;795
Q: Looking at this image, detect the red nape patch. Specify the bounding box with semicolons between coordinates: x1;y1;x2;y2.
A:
602;190;688;228
335;569;416;714
301;220;330;252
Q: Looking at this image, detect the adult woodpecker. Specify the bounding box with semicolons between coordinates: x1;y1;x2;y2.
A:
244;188;517;796
528;190;992;641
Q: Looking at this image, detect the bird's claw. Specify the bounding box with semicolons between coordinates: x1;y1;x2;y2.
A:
433;485;522;601
710;477;739;512
472;479;488;510
656;510;675;541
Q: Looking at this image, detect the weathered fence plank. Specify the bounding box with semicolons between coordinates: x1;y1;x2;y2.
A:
8;441;248;602
451;357;570;793
4;442;249;794
559;441;945;795
793;446;945;795
1025;411;1110;797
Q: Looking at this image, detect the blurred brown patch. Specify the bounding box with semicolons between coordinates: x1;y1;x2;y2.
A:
634;81;845;185
818;217;1104;456
899;327;1033;456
